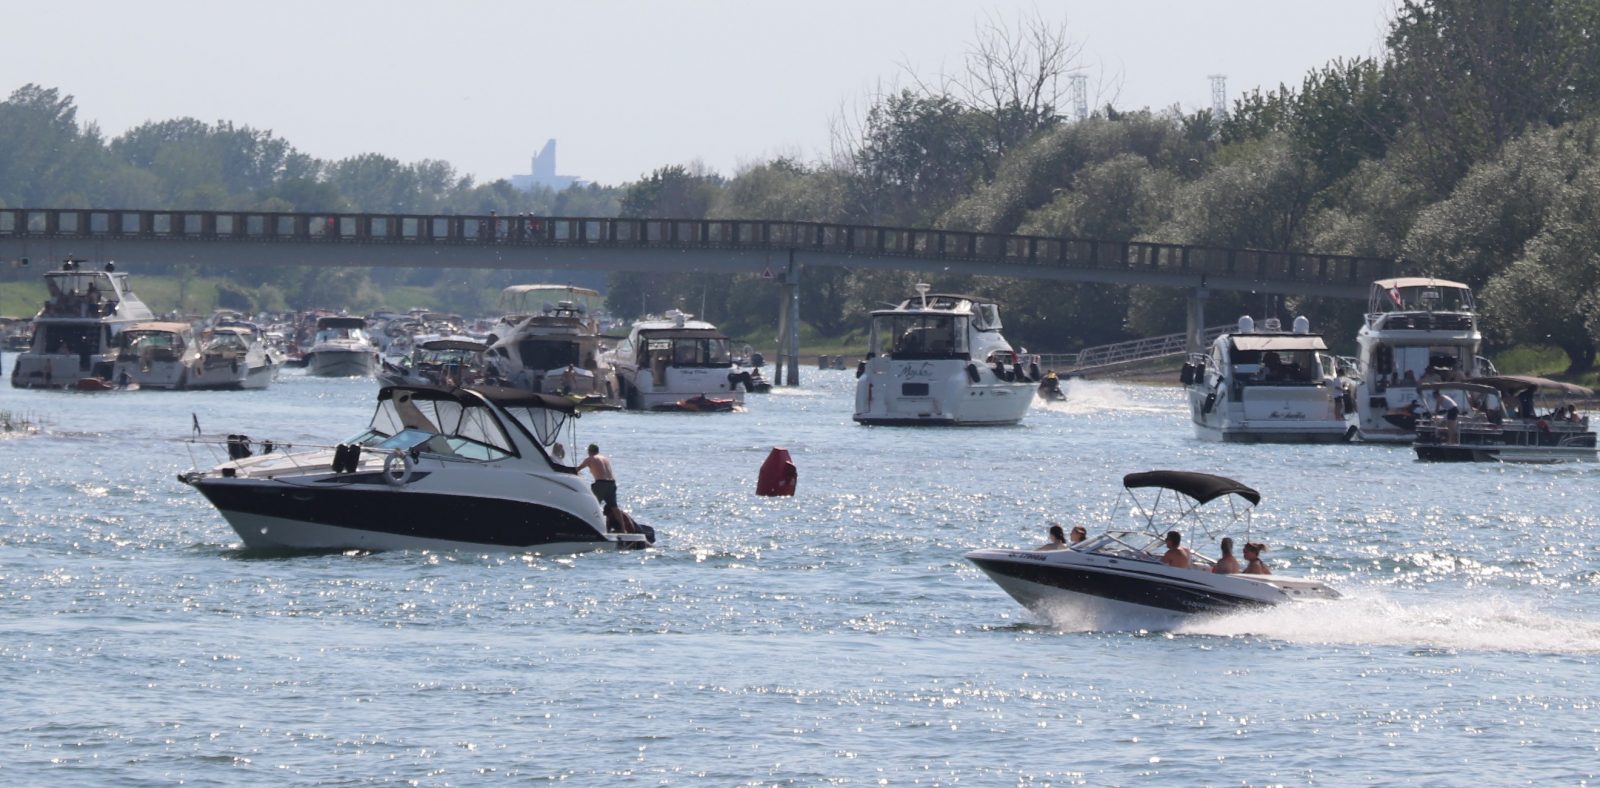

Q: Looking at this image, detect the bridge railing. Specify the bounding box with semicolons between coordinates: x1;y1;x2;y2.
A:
0;208;1397;286
1038;324;1234;372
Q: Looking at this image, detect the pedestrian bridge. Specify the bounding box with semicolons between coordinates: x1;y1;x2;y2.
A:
0;207;1394;299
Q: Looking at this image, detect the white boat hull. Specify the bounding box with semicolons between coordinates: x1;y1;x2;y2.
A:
854;358;1035;426
616;366;746;410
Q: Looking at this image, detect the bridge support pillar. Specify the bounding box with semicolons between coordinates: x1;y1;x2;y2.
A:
1186;288;1208;355
774;251;801;387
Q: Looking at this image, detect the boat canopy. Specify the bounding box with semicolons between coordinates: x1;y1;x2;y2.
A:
317;316;367;329
1229;335;1328;352
1123;471;1261;505
376;384;576;414
501;285;601;298
125;321;194;334
1468;375;1596;398
1373;277;1470;290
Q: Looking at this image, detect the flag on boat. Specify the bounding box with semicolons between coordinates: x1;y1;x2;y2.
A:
1388;285;1404;307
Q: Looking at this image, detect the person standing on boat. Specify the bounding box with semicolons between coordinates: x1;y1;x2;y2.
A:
578;443;617;507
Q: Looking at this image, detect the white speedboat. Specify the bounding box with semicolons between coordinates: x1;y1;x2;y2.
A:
378;338;491;388
10;259;156;389
111;321;200;389
854;284;1037;426
1183;316;1350;442
1412;377;1597;463
1344;278;1495;442
189;322;283;390
603;310;751;411
179;384;655;552
487;285;620;408
307;316;378;377
966;471;1339;624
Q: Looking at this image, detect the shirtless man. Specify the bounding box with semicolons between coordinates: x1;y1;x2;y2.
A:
577;443;617;507
1211;537;1241;574
1159;530;1192;569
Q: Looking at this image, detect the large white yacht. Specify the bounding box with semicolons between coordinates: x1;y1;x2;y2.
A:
180;384;654;552
307;316;379;377
1344;277;1494;442
486;285;619;408
853;285;1037;426
190;322;284;390
1183;316;1350;442
11;259;156;389
603;310;752;411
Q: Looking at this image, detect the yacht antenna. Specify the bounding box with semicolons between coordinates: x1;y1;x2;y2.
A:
914;282;930;310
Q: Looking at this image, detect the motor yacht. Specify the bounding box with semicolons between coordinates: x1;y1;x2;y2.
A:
378;338;491;388
1182;316;1350;442
603;310;754;411
1344;278;1495;442
10;259;156;389
111;321;200;389
1412;376;1597;462
854;284;1037;426
179;384;655;552
487;285;620;409
966;471;1339;624
306;316;379;377
189;322;283;390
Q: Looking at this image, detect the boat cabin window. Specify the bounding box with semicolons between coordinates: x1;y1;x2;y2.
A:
1389;346;1469;383
500;404;571;448
642;336;732;367
1228;348;1322;383
517;338;579;370
872;314;966;359
971;304;1002;332
1380;284;1475;313
39;324;107;354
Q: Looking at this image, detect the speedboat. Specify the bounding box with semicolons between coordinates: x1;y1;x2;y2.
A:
1412;376;1597;463
486;285;620;408
853;284;1038;426
1344;278;1495;442
378;337;491;388
603;310;752;411
10;259;157;389
966;471;1339;624
306;316;379;377
1182;316;1351;442
111;321;200;389
189;322;283;390
179;384;655;552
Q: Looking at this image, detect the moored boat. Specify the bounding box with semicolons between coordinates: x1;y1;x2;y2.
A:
603;310;753;411
1183;316;1350;442
307;316;379;377
10;259;156;389
854;284;1037;426
111;321;199;389
1412;376;1597;463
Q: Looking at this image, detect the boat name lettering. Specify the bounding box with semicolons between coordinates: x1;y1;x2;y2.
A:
896;363;935;380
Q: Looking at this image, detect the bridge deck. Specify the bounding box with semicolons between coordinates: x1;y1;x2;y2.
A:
0;209;1396;299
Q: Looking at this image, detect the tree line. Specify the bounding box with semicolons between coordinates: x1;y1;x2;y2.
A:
4;1;1600;370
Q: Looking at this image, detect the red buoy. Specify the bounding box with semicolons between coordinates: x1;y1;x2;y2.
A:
756;447;798;496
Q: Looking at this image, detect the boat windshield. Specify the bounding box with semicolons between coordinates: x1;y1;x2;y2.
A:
366;396;514;461
872;314;967;358
643;336;732;366
1376;283;1475;313
1077;531;1162;560
499;404;571;448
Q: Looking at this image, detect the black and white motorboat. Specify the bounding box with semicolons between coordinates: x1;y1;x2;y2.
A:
179;384;656;552
1412;376;1597;463
966;471;1339;624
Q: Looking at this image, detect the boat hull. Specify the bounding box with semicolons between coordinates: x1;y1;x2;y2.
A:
967;550;1280;617
193;476;612;552
309;350;376;377
854;358;1035;426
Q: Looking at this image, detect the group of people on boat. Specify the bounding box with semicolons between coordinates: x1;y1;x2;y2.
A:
1036;524;1269;575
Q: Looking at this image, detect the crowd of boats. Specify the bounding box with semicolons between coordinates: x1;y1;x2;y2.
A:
5;259;1595;627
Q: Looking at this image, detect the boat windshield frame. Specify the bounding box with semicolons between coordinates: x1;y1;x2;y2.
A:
365;389;519;461
870;312;969;359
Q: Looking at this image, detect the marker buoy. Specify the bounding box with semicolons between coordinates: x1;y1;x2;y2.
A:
756;447;797;497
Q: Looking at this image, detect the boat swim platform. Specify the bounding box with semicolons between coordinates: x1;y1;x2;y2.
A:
1;209;1394;300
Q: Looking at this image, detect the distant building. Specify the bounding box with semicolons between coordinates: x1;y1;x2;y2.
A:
511;139;582;192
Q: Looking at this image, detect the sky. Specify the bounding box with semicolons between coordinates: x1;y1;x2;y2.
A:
4;1;1399;188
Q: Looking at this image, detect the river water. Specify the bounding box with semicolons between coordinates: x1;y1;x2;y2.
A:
3;357;1598;784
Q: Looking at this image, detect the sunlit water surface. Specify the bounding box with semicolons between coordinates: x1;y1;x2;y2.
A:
3;358;1598;784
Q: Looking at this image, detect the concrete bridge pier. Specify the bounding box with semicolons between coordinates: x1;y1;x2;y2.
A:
1186;287;1209;355
773;252;801;387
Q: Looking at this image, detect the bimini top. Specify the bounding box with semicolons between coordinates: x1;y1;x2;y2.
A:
1470;375;1596;398
501;284;601;298
1373;277;1471;290
376;384;578;414
1123;470;1261;505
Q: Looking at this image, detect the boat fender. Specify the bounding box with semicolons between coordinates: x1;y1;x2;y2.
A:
227;434;254;460
1028;361;1041;382
383;451;415;487
992;362;1010;382
856;360;867;379
756;447;797;496
966;363;981;384
1202;391;1217;414
1180;363;1195;385
1012;361;1026;382
331;443;349;473
261;440;274;454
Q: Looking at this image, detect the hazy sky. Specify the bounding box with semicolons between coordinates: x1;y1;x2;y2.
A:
5;1;1398;187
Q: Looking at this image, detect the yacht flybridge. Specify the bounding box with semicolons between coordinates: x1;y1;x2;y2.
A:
486;285;619;408
1183;316;1350;442
1345;278;1494;442
11;259;156;389
854;285;1038;426
966;471;1339;626
180;384;654;552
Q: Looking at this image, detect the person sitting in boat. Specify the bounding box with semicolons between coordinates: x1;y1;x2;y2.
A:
1400;369;1417;387
1037;524;1068;551
1159;531;1192;569
1070;525;1087;544
1212;537;1241;574
1242;542;1270;575
1258;351;1289;382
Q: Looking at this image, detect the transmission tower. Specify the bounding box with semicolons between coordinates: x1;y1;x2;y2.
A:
1208;74;1228;123
1069;74;1088;122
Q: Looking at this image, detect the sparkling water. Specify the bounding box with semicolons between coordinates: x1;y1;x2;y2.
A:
3;358;1597;783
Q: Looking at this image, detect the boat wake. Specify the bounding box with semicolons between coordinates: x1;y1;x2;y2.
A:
1037;378;1180;415
1174;591;1600;654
